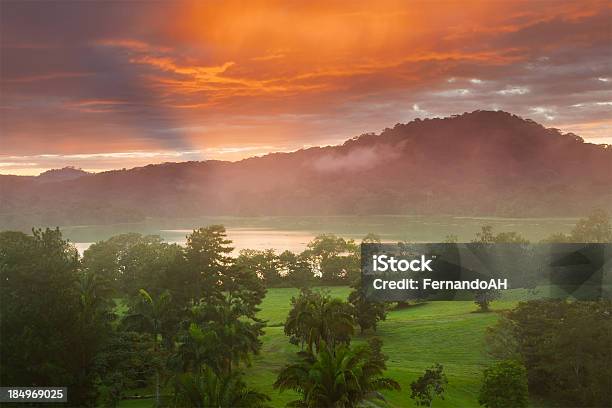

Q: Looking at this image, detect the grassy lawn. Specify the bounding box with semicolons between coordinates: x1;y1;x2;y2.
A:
120;286;539;408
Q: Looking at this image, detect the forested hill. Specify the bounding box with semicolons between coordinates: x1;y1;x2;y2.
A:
1;110;611;228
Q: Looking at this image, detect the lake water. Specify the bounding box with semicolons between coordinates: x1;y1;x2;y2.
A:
73;228;316;255
65;215;578;255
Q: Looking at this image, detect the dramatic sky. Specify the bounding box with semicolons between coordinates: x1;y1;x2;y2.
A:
1;0;610;175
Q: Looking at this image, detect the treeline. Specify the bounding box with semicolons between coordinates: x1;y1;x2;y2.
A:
82;230;361;298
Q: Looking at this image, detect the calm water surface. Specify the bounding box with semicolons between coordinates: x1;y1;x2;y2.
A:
66;215;577;255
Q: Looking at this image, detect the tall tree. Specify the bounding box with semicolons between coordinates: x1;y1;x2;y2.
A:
121;289;173;406
177;300;264;376
348;278;386;334
221;263;266;319
185;225;234;301
72;271;116;403
177;225;266;376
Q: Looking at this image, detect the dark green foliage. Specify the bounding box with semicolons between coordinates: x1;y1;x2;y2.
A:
236;249;282;287
277;279;400;407
172;367;270;408
284;289;354;352
348;278;386;333
279;250;313;288
410;363;448;407
121;289;175;406
122;289;177;348
82;233;186;302
175;229;267;374
73;270;117;405
167;226;269;404
221;263;267;319
175;299;264;376
303;234;359;284
95;332;157;407
1;225;270;407
185;225;234;300
478;360;528;408
274;339;400;408
0;228;111;406
487;300;612;407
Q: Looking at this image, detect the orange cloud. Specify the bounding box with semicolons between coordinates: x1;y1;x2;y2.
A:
1;0;610;174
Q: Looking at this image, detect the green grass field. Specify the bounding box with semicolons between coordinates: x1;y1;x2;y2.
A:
119;286;541;408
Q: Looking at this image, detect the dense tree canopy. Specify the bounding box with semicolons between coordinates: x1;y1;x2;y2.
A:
487;300;611;407
0;228;109;405
303;234;359;284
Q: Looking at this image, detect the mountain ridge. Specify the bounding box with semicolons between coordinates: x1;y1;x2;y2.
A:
1;110;610;228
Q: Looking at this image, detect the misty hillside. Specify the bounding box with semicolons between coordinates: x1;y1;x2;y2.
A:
1;111;611;228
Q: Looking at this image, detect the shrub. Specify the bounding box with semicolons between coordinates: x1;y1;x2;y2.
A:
478;360;528;408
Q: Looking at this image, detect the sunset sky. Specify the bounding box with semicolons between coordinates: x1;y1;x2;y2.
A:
1;0;610;175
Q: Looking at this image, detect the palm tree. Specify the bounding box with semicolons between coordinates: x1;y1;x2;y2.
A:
285;290;354;352
274;341;400;408
318;298;354;349
73;272;116;404
179;299;263;375
172;367;270;408
122;289;173;407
